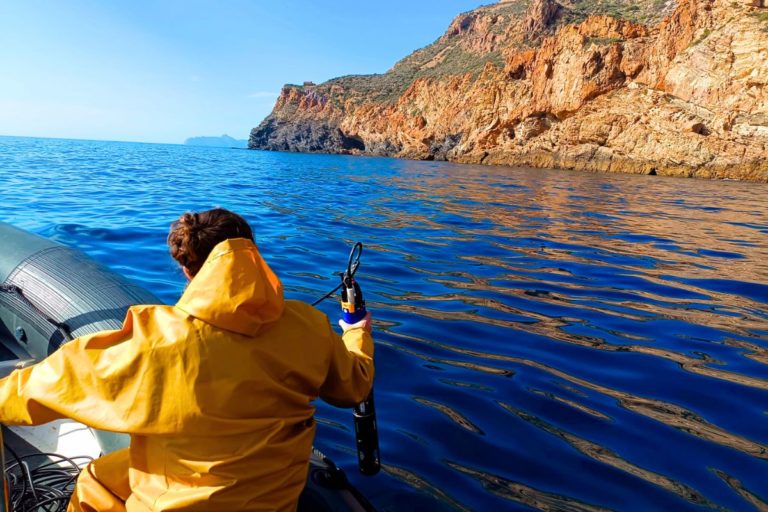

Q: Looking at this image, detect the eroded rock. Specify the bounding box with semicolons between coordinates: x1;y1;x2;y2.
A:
250;0;768;182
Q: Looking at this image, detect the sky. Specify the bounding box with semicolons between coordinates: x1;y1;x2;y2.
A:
0;1;487;144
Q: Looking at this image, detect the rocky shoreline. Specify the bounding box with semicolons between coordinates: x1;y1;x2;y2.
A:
249;0;768;182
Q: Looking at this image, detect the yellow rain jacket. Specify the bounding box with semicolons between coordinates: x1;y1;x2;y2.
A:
0;238;375;511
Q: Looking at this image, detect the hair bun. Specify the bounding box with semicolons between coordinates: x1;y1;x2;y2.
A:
167;208;254;277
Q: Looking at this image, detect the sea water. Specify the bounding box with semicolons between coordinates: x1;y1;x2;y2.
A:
1;135;767;511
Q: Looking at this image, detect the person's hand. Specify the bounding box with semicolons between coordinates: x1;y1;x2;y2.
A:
339;311;372;333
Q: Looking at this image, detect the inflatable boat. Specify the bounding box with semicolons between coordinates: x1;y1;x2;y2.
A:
0;221;374;511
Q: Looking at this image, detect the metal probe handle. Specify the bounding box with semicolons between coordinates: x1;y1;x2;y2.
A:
353;391;380;475
341;275;367;324
0;427;8;512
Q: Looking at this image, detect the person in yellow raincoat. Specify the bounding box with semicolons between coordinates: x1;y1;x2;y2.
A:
0;208;375;511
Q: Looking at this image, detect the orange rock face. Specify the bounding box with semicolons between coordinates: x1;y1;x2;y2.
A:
250;0;768;182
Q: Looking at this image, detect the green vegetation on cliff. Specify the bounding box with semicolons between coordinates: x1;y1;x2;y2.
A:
299;0;673;109
561;0;672;25
318;1;522;106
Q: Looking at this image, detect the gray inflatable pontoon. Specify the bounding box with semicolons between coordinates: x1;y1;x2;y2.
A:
0;221;374;512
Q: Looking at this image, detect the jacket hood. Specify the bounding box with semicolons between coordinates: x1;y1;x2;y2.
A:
176;238;285;336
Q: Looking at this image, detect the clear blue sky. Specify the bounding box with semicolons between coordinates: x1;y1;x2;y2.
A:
0;1;486;144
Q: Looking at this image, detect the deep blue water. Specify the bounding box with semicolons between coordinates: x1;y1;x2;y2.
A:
1;135;767;511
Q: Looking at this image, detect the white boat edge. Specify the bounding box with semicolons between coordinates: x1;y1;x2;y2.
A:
9;420;102;462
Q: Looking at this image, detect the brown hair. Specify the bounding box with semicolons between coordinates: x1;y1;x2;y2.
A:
168;208;254;277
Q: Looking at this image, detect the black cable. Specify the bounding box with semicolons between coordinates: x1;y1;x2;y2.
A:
311;242;363;307
310;281;343;307
3;445;92;512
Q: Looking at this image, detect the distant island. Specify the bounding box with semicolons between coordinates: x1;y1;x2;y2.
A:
185;135;248;148
249;0;768;182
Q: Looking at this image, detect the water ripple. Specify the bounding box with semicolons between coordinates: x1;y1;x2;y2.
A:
447;460;613;512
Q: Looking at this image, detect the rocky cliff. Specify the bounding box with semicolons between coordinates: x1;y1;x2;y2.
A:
249;0;768;181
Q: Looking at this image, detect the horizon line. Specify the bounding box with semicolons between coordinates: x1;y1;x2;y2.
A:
0;133;251;147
